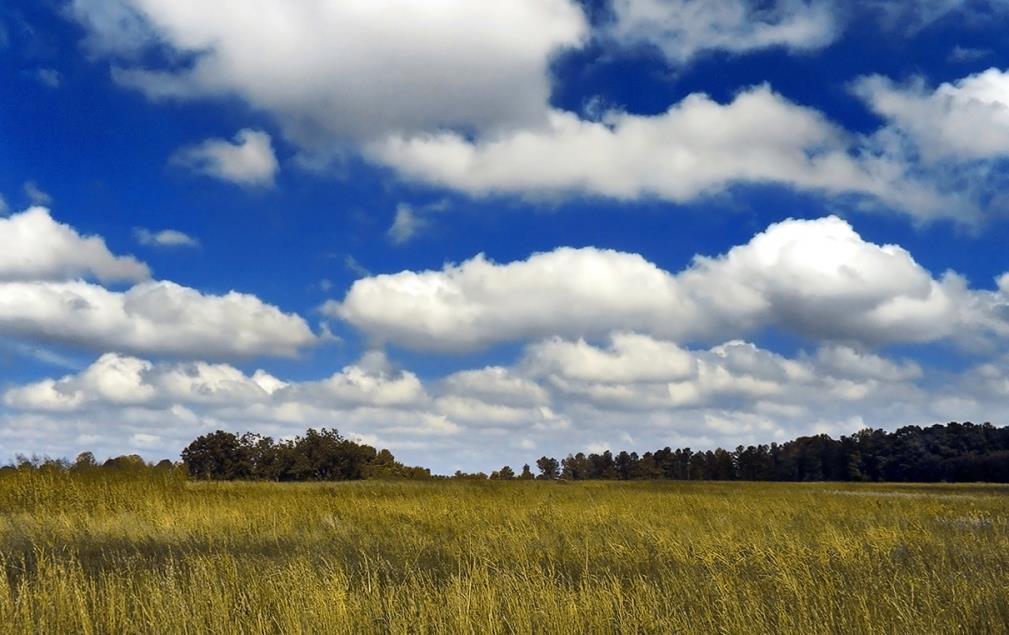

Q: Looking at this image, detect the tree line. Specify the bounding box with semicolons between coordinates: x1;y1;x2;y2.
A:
3;421;1007;483
180;429;431;481
519;422;1009;483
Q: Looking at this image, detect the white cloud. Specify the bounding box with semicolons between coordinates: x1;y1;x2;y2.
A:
0;280;315;358
441;367;550;407
72;0;588;150
0;207;149;282
133;227;199;248
3;351;428;415
0;208;314;358
328;215;1004;352
368;86;960;220
5;334;1001;473
171;129;278;186
607;0;838;64
69;1;999;222
522;333;696;384
854;67;1009;162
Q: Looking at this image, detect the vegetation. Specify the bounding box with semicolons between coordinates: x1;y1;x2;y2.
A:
538;421;1009;483
179;428;430;481
175;422;1009;484
0;467;1006;633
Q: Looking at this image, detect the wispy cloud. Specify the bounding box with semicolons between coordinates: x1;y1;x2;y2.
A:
133;227;199;248
23;181;52;206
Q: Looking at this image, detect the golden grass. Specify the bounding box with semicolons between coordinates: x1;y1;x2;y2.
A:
1;469;1007;634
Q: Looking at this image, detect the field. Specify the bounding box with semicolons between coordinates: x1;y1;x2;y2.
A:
1;470;1007;634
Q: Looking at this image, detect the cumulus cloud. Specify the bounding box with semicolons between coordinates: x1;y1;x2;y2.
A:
3;352;421;413
0;207;149;282
0;280;315;358
5;334;1001;474
441;367;551;407
133;227;199;248
1;351;447;461
368;86;961;221
71;0;588;150
0;208;314;358
328;215;1006;352
854;67;1009;162
607;0;838;64
68;1;994;221
171;129;278;186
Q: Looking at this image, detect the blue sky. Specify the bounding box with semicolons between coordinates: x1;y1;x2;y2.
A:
2;0;1009;473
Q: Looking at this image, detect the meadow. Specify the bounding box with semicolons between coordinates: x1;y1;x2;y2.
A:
1;468;1007;634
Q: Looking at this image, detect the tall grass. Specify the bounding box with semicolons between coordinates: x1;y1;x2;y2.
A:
1;469;1007;633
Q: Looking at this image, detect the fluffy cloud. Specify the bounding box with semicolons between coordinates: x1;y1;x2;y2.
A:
522;333;696;384
133;227;199;248
6;334;999;474
1;351;446;461
854;67;1009;162
70;1;991;221
441;367;551;410
171;129;278;186
0;208;314;358
0;207;149;282
72;0;587;149
3;351;420;413
368;86;958;220
0;280;314;358
608;0;837;64
329;215;1005;352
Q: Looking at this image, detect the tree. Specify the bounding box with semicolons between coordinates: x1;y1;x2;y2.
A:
490;465;515;480
519;464;535;480
181;430;250;480
103;454;147;471
561;453;589;480
536;456;560;480
73;451;97;471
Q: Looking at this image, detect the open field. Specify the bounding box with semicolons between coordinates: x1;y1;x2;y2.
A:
1;470;1007;634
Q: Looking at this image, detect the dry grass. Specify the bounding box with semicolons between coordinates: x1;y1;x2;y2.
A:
1;469;1007;633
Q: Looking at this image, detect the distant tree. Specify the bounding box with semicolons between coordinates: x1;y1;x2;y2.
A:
103;454;146;471
561;453;590;480
536;456;560;480
588;451;617;479
181;430;250;480
632;452;663;480
453;470;488;480
519;464;535;480
615;451;638;480
73;451;97;471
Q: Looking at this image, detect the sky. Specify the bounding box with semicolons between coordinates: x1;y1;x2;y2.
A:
2;0;1009;473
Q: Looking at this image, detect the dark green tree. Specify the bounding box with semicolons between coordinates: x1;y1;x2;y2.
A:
536;456;560;480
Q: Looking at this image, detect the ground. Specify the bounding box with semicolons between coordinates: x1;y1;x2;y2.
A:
1;470;1007;633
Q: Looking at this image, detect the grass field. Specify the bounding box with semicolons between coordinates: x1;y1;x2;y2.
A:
1;469;1007;634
